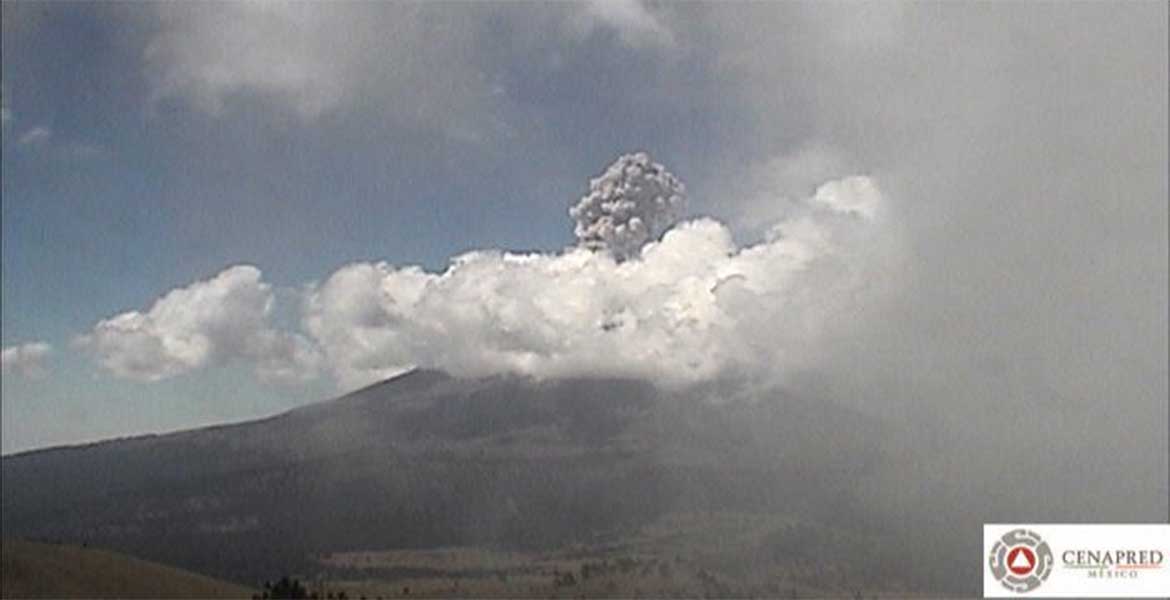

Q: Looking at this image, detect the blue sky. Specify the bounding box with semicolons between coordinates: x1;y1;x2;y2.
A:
1;2;758;452
2;2;1166;461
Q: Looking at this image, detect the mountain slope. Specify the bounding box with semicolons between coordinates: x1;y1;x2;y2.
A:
1;370;888;587
0;539;254;598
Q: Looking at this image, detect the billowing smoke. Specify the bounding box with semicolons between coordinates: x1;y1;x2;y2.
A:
306;155;900;391
569;152;687;261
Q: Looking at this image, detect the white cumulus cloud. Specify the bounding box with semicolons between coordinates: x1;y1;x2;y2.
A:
1;342;52;378
70;155;900;392
75;265;320;384
306;157;900;391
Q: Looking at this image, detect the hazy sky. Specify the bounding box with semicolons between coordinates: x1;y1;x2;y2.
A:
2;1;1166;463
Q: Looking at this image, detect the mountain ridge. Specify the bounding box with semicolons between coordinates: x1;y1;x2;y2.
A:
2;369;892;589
1;368;451;460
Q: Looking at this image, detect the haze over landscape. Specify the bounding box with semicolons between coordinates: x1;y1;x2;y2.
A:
1;1;1166;597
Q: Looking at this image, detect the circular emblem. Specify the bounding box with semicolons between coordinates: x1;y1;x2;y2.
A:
989;529;1054;593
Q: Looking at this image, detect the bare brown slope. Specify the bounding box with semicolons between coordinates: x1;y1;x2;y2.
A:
0;539;254;599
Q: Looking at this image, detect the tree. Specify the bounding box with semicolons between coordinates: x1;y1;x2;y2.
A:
265;577;309;599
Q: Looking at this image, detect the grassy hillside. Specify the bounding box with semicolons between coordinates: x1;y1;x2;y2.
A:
1;539;254;599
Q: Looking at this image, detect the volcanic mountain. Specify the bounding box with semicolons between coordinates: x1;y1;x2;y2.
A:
2;369;911;593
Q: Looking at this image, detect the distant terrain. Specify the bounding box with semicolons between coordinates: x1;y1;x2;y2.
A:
0;539;253;598
1;370;940;596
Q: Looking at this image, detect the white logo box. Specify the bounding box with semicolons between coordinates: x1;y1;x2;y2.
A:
984;524;1170;597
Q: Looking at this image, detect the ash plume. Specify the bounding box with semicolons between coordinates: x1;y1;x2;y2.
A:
569;152;688;261
77;152;901;393
305;155;900;391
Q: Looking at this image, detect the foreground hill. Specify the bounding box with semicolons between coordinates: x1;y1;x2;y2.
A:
0;539;253;598
2;370;917;594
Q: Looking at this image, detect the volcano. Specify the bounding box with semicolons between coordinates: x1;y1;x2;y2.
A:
2;370;904;594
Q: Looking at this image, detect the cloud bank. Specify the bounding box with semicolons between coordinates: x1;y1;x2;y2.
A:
134;1;675;132
75;265;319;384
76;154;898;393
1;342;52;378
305;156;897;390
136;2;497;135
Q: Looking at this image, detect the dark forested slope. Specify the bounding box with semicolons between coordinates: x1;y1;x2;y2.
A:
2;370;886;586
